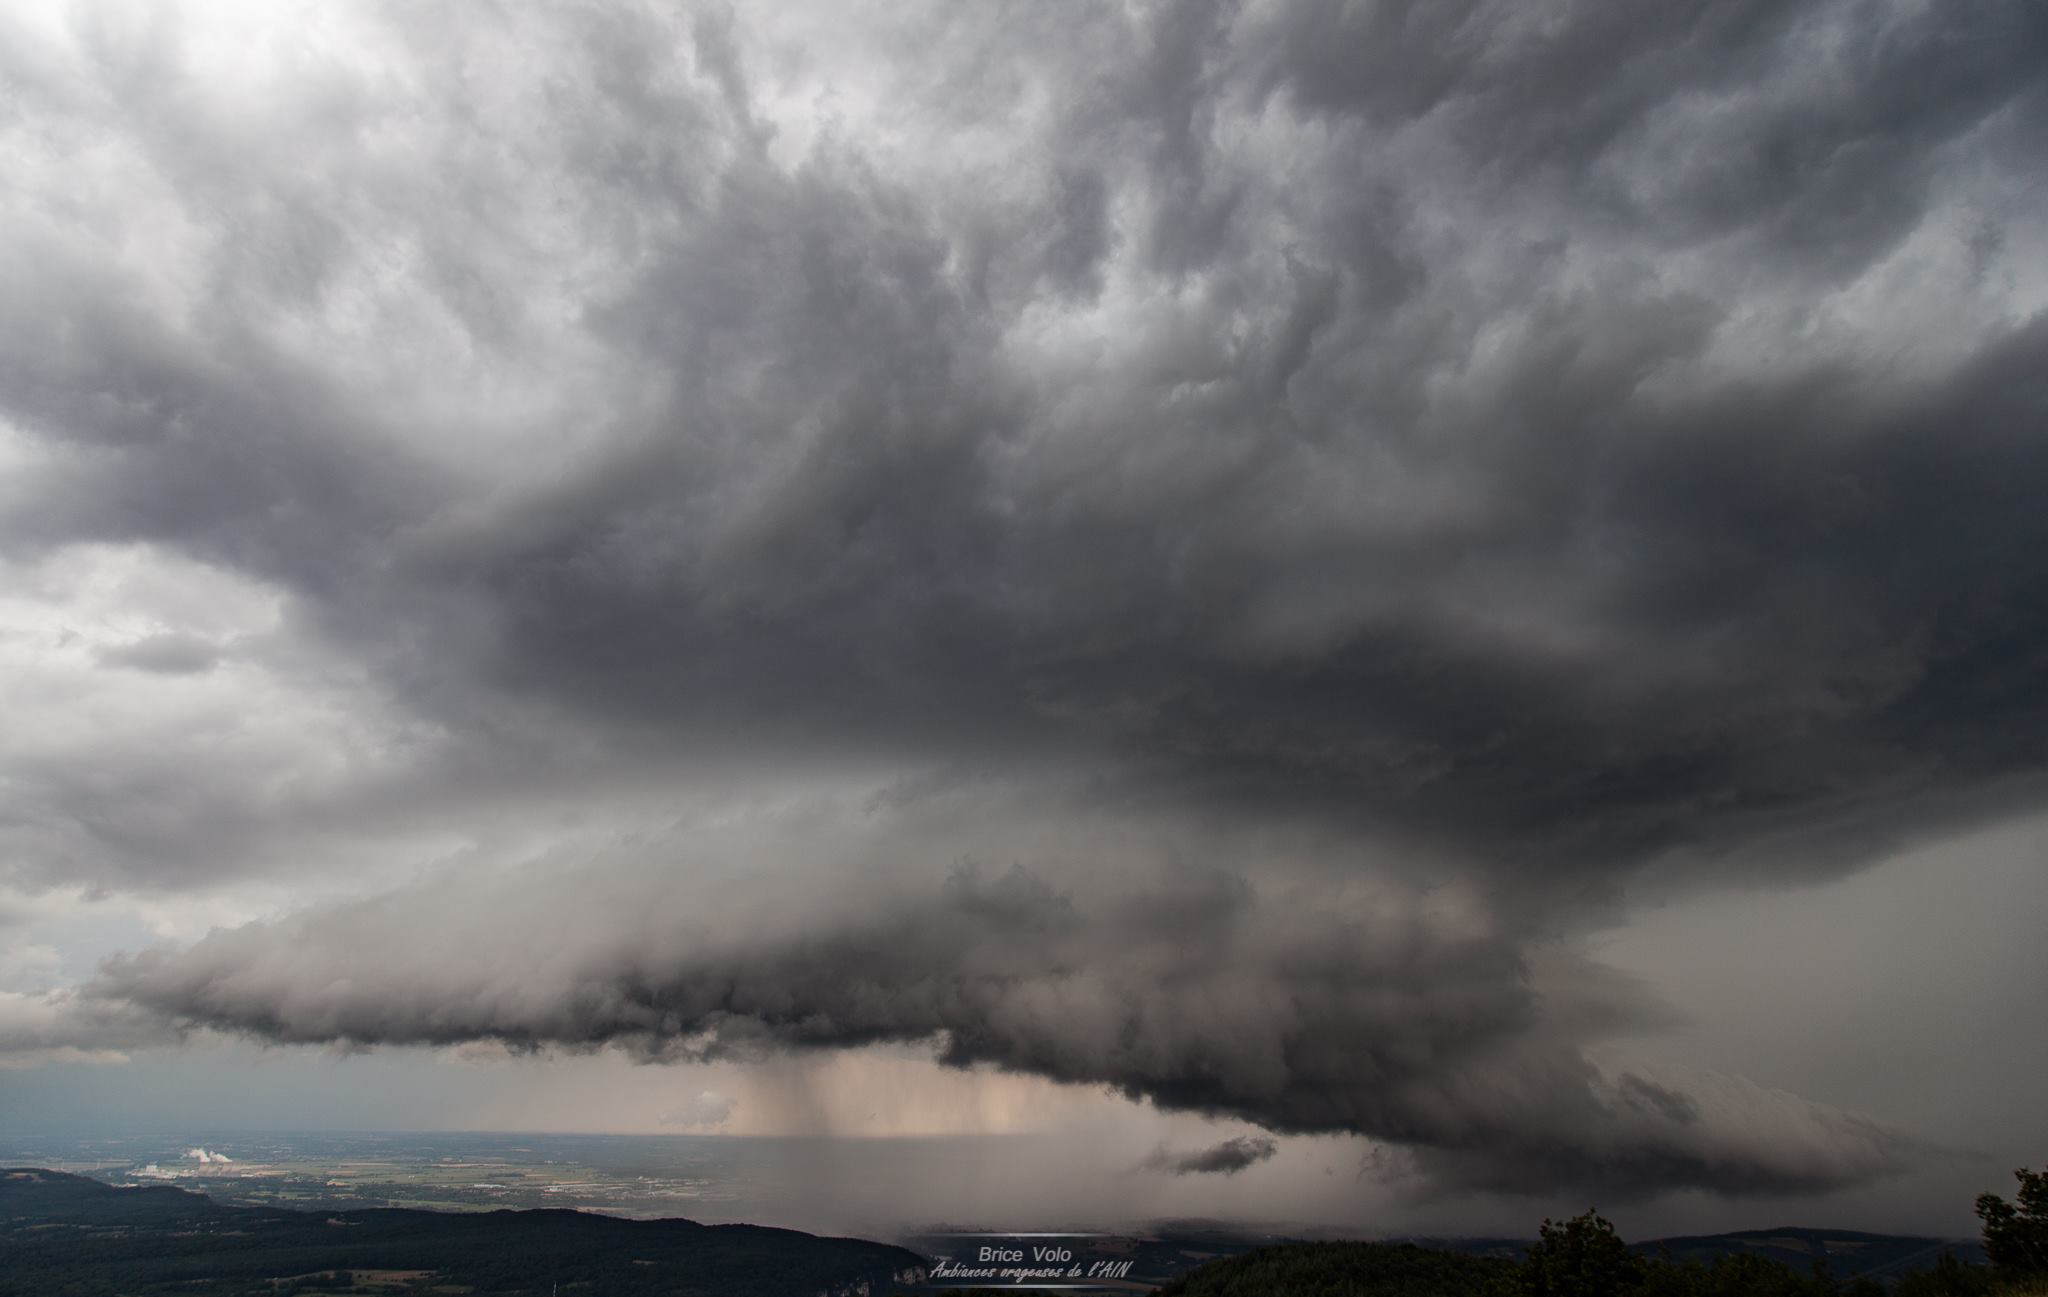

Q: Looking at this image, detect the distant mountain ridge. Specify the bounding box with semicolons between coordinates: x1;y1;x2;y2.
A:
1;1168;926;1297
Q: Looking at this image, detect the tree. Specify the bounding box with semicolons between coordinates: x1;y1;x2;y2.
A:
1976;1166;2048;1277
1517;1211;1645;1297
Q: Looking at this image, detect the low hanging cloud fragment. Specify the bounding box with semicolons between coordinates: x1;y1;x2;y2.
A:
659;1089;736;1132
1145;1135;1280;1177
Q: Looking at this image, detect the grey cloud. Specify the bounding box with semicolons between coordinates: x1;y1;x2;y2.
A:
0;988;181;1065
0;0;2042;1201
5;0;2042;884
1243;1;2046;269
1145;1135;1279;1177
96;633;220;675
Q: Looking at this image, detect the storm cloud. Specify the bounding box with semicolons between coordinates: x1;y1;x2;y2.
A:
2;0;2045;1202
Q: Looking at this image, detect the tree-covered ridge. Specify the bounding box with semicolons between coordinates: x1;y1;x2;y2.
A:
0;1169;924;1297
1152;1240;1512;1297
1148;1170;2048;1297
12;1164;2047;1297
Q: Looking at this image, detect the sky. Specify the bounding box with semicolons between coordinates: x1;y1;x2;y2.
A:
2;0;2046;1240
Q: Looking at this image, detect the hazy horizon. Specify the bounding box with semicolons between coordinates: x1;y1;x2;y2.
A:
0;1127;2014;1244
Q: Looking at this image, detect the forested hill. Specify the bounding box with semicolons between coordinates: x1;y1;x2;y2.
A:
1151;1240;1513;1296
1143;1232;1999;1297
1638;1227;1986;1278
1;1168;926;1297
